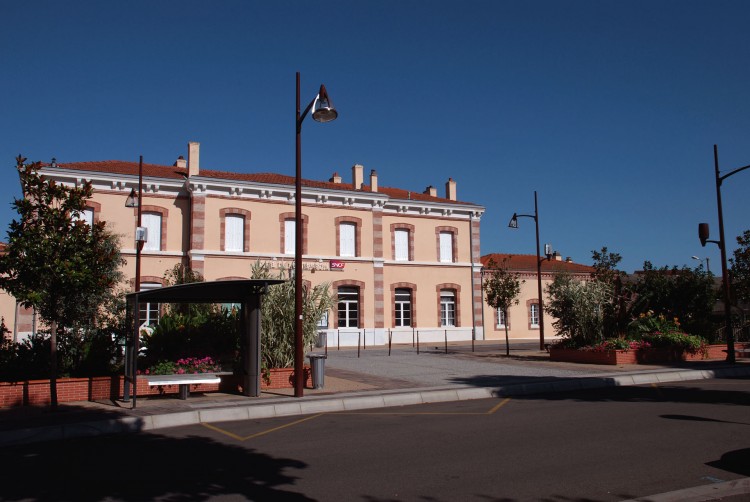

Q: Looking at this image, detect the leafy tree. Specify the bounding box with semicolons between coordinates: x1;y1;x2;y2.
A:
631;262;717;340
590;246;632;336
730;230;750;305
546;272;612;348
250;261;335;368
0;156;123;406
482;257;523;355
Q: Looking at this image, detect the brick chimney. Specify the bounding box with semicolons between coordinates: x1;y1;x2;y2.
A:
424;185;437;197
370;170;378;192
174;155;187;168
445;178;456;201
329;172;342;183
188;141;200;177
352;164;364;189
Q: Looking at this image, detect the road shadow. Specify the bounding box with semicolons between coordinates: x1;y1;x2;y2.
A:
706;448;750;476
0;429;313;501
447;374;750;406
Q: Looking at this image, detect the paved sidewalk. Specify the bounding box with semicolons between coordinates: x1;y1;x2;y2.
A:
1;341;749;448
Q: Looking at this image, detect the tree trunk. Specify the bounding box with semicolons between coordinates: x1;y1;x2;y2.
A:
49;320;58;408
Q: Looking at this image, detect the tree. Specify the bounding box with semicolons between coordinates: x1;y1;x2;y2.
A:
0;156;123;406
482;257;523;356
590;247;632;337
546;272;612;348
730;230;750;305
631;262;717;340
250;261;335;368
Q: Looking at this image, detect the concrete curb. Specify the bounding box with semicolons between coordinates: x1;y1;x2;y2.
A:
2;365;749;446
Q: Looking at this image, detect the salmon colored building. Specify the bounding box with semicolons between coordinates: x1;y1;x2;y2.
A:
8;142;487;346
479;253;595;342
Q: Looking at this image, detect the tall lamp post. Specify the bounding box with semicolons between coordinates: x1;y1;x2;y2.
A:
698;144;750;364
509;191;553;350
124;156;146;404
691;255;710;274
295;72;338;397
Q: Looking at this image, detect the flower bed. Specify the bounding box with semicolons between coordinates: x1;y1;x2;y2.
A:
0;366;313;408
550;343;747;366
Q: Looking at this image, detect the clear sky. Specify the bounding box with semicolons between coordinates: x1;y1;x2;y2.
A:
2;0;749;273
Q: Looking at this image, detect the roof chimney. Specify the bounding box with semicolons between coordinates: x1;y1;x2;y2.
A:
352;164;364;189
424;185;437;197
174;155;187;168
329;172;342;183
445;177;456;201
370;170;378;192
188;142;200;177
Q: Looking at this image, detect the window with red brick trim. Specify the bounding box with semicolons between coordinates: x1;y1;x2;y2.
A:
139;205;168;252
335;216;362;257
527;299;540;329
435;226;458;263
391;223;415;261
279;212;308;254
220;208;251;252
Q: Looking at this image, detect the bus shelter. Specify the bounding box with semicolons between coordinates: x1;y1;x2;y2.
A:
125;279;283;408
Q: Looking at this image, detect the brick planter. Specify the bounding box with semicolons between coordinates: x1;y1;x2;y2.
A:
549;344;746;366
0;366;313;408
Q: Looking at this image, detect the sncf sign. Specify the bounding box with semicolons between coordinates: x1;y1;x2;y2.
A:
329;260;346;271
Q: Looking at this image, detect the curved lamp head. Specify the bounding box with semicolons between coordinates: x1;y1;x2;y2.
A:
312;84;338;123
698;223;709;247
125;188;139;208
508;213;519;229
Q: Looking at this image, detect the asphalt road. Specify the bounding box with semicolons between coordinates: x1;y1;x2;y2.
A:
1;377;748;501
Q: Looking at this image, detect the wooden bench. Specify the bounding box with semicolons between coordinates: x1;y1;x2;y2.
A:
146;373;222;399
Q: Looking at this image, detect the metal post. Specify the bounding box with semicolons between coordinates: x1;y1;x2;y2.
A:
294;72;305;396
714;145;735;363
388;329;392;356
534;191;545;351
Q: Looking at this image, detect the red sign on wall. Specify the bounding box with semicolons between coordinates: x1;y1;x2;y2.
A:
329;260;345;271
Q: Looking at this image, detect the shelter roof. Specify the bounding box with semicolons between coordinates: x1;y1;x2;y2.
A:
126;279;285;304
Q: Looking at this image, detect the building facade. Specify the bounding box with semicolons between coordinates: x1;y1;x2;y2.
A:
479;253;595;342
7;142;486;346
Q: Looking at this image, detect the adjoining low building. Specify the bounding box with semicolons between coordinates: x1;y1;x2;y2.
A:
7;142;486;345
480;253;595;342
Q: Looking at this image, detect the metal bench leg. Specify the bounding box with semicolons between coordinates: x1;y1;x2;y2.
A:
179;384;189;400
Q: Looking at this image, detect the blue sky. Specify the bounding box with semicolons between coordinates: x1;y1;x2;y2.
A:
2;0;749;273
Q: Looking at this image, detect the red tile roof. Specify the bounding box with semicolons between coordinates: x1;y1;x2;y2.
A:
481;253;595;274
46;161;477;206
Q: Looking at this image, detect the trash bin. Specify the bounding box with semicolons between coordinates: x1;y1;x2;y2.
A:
315;331;327;348
307;354;327;389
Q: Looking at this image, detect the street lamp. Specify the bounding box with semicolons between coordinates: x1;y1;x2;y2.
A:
123;155;147;404
698;144;750;364
691;255;710;274
295;72;338;397
509;191;553;350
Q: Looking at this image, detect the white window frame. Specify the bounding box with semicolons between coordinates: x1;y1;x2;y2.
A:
439;232;453;263
339;222;356;257
74;208;94;228
284;219;295;255
496;308;507;328
530;303;540;328
395;288;412;327
394;229;409;261
225;214;244;252
440;290;456;327
338;287;359;328
139;282;162;327
142;212;162;251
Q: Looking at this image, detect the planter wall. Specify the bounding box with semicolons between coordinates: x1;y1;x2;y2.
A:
550;343;749;366
0;366;313;408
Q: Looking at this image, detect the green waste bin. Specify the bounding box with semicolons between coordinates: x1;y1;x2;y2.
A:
307;354;327;389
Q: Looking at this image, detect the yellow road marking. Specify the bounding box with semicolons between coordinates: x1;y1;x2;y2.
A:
200;399;512;441
487;397;512;414
201;413;324;441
